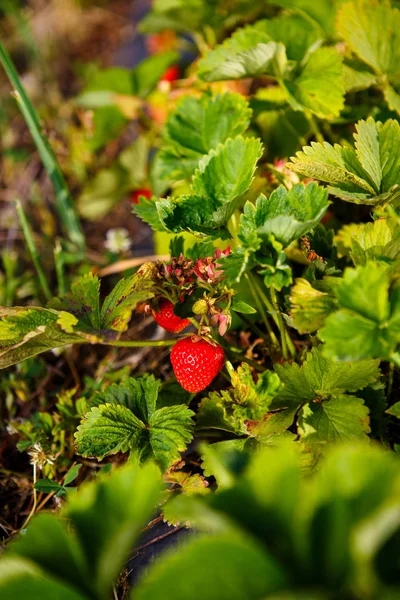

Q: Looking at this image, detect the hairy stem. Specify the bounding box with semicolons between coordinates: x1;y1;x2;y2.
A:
105;339;176;348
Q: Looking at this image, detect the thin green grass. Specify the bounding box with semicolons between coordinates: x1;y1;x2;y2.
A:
0;41;85;252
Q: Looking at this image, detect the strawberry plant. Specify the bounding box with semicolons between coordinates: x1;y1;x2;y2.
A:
2;0;400;597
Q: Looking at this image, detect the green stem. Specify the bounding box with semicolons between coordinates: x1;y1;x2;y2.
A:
0;41;85;252
248;273;279;328
245;273;279;347
15;200;52;301
391;352;400;368
270;287;296;359
250;273;295;359
105;339;176;348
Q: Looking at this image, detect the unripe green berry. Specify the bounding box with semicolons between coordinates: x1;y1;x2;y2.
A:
192;299;208;315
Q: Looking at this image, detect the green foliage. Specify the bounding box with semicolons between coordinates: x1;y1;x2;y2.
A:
337;218;400;266
271;345;379;443
134;532;286;600
5;4;400;592
337;1;400;113
135;136;263;237
0;269;156;369
289;118;400;205
221;182;328;286
75;375;195;470
35;464;82;497
76;52;178;149
133;444;400;599
197;23;344;118
290;278;337;333
197;363;281;434
158;91;251;180
0;462;161;600
320;262;400;361
78;136;150;220
198;26;286;81
246;183;329;247
0;306;84;370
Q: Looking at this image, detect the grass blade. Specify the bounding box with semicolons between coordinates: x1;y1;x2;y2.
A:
0;41;85;252
15;200;52;301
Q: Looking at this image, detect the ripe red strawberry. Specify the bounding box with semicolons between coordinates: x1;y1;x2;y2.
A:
171;337;225;393
160;65;180;83
131;188;152;205
152;299;190;333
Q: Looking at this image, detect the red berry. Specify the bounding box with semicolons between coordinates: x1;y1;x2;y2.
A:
131;188;152;204
152;299;190;333
171;337;225;393
160;65;180;83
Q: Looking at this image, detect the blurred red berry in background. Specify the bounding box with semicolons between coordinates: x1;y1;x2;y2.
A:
160;65;180;83
131;188;152;204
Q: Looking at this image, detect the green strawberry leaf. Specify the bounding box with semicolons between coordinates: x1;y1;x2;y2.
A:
298;394;370;443
320;262;400;360
289;118;400;205
0;556;88;600
249;183;330;247
282;47;344;119
386;402;400;418
197;26;287;81
231;300;257;314
89;374;160;418
75;404;146;460
75;376;194;469
63;461;161;598
337;1;400;79
0;307;86;370
342;218;400;266
100;272;155;332
255;14;320;62
273;345;380;408
51;272;101;330
273;0;338;36
302;347;381;396
141;136;263;238
158;92;251;180
191;136;263;206
132;195;169;232
290;278;337;333
133;533;287;600
200;439;247;488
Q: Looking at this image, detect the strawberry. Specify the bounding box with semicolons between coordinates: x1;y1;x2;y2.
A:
171;337;225;393
160;65;180;83
131;188;152;205
152;299;190;333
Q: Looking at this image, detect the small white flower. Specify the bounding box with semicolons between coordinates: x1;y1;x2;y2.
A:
27;443;56;469
6;424;18;436
104;228;131;253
